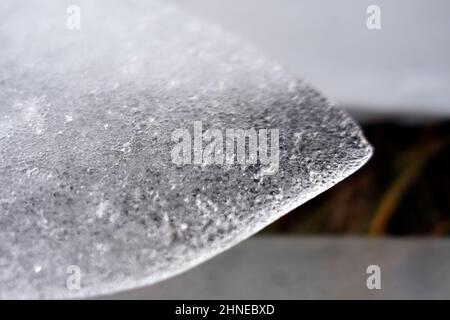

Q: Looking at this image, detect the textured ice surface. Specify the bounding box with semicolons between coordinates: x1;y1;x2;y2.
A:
0;0;372;299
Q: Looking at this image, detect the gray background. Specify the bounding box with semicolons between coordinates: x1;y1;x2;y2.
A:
108;237;450;299
170;0;450;121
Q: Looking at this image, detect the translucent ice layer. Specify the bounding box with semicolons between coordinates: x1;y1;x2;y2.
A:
0;0;372;298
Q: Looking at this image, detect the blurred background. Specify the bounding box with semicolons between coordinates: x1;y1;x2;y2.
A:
170;0;450;236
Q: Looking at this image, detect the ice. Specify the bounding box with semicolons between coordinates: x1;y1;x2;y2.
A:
0;0;372;298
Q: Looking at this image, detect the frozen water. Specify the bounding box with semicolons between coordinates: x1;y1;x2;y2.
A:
0;0;372;298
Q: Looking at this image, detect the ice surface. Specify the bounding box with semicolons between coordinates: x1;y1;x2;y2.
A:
0;0;372;298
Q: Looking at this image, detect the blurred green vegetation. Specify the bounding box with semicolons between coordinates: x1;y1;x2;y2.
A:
263;121;450;235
